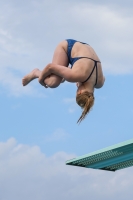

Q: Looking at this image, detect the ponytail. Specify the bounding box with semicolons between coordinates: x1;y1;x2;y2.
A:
76;91;94;123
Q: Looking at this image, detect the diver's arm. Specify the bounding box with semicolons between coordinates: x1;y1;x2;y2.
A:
38;63;84;86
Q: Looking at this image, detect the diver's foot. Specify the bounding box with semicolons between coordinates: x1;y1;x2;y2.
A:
22;68;40;86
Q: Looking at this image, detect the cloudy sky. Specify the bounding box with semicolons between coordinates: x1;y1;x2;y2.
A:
0;0;133;199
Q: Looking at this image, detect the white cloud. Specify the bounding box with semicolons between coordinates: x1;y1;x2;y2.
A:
0;138;133;200
72;4;133;74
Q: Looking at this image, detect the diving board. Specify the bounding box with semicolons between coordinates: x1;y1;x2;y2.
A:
66;139;133;171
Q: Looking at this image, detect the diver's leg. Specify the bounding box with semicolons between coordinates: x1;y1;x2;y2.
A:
22;41;69;88
22;68;41;86
43;42;69;88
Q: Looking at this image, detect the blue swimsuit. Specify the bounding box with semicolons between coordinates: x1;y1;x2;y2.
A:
66;39;101;85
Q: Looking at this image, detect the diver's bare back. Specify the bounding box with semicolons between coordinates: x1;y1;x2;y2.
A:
61;40;104;88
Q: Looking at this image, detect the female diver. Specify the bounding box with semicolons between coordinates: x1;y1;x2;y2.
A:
22;39;105;123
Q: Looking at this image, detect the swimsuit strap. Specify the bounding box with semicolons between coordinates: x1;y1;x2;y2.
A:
66;40;100;86
80;57;100;86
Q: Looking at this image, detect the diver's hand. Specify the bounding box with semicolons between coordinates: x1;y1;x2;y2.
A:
38;64;51;87
38;78;48;88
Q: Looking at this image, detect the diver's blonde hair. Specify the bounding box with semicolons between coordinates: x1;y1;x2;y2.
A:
76;91;94;123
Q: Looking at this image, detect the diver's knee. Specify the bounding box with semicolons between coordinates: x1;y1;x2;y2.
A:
48;84;59;88
44;75;62;88
45;78;60;88
47;81;60;88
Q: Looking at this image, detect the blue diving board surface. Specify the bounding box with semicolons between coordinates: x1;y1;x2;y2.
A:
66;139;133;171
